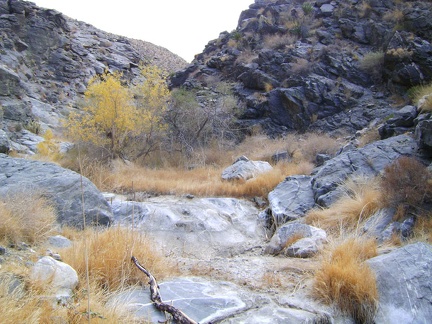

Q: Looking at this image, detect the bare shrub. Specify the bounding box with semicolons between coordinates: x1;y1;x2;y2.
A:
380;156;432;208
313;237;378;324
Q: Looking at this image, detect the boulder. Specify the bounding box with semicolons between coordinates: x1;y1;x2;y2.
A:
320;4;334;17
379;105;418;139
416;118;432;155
312;134;418;207
265;222;326;256
0;64;22;96
367;243;432;324
0;129;10;154
47;235;72;249
0;154;112;228
267;175;315;224
363;208;396;241
30;256;78;303
222;156;272;181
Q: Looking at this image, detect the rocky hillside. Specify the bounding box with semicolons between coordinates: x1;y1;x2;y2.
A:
170;0;432;136
0;0;187;149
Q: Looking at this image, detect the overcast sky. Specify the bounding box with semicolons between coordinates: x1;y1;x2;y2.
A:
32;0;253;62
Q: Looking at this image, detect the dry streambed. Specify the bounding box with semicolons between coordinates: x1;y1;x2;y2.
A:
109;195;328;323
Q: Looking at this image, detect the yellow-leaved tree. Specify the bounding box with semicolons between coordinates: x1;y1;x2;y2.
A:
132;65;169;160
65;71;137;159
64;66;169;161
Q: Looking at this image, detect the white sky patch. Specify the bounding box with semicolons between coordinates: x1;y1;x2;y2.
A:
31;0;254;62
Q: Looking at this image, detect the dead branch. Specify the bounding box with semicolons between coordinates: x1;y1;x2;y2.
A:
131;256;198;324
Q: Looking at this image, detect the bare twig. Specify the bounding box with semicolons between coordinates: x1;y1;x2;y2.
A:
131;256;197;324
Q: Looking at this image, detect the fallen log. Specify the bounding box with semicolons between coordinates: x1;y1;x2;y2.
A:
131;256;198;324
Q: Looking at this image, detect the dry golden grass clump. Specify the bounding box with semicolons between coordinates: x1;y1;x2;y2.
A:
104;160;314;199
61;226;177;292
56;132;339;198
0;225;166;323
0;192;57;246
412;215;432;243
409;82;432;112
313;237;378;324
306;177;382;234
0;273;138;324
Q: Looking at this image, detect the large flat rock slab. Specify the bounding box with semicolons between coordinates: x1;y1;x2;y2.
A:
108;277;252;323
111;196;265;257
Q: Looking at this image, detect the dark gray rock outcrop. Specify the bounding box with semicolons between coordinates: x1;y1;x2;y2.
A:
0;154;112;227
262;134;420;235
312;134;418;207
415;114;432;156
265;175;315;224
0;129;10;153
378;105;418;139
170;0;432;137
368;243;432;324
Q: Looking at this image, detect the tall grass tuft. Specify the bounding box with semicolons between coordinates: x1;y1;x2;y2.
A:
313;237;378;324
0;273;139;323
409;82;432;112
306;177;381;234
61;226;177;292
0;192;57;245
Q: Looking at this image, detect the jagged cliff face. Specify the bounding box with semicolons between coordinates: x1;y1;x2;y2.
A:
170;0;432;136
0;0;186;136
